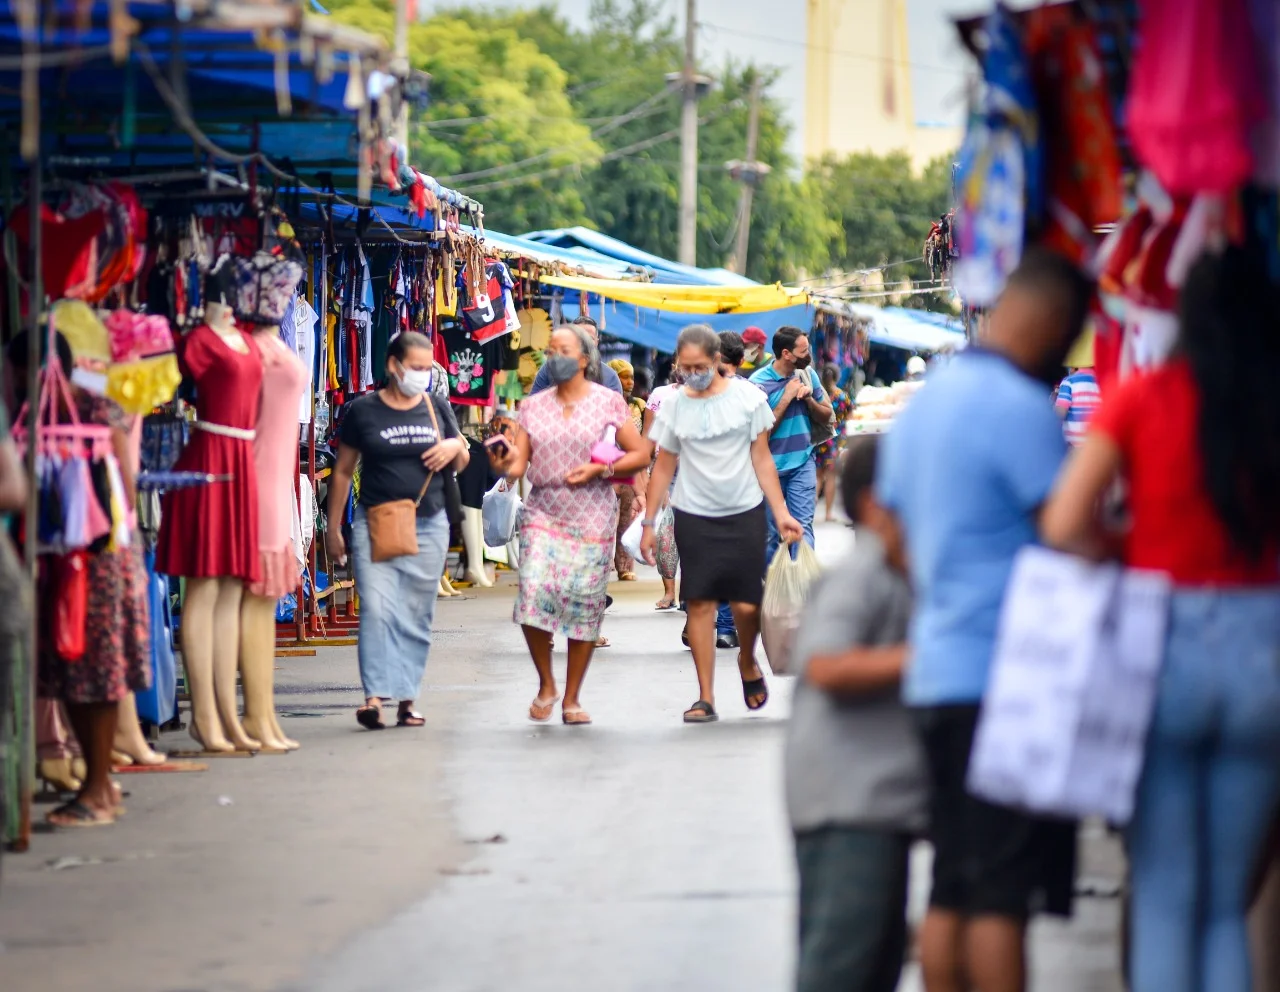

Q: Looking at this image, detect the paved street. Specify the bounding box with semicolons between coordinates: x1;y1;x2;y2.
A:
1;522;1125;992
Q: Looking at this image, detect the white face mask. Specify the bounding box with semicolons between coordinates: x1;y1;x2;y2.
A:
394;365;433;396
744;345;761;363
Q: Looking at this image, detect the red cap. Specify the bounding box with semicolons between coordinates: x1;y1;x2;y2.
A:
743;326;767;346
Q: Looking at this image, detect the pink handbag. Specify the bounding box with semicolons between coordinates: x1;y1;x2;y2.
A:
590;428;635;486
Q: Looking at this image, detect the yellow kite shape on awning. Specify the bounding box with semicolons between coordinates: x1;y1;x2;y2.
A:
538;276;809;314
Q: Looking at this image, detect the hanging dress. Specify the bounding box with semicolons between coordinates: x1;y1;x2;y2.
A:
154;324;264;582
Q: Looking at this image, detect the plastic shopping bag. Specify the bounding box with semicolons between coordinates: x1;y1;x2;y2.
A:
620;514;645;563
482;479;521;547
760;541;822;675
967;546;1170;824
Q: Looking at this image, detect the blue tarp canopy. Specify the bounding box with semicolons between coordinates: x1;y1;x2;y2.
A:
0;1;413;197
521;226;759;287
845;303;966;353
579;301;812;353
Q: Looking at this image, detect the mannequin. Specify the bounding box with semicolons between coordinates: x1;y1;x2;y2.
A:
112;693;166;765
461;507;493;587
154;285;268;754
239;323;307;752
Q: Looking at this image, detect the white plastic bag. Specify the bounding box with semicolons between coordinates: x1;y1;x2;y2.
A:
967;546;1170;824
620;514;645;563
482;479;521;547
760;541;823;675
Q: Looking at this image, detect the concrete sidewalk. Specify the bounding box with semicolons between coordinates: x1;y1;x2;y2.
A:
0;525;1128;992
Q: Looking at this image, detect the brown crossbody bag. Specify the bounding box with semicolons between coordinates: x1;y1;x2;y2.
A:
365;396;446;562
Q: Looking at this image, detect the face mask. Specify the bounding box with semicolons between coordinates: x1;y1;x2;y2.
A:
792;354;812;371
545;353;581;384
744;345;761;363
394;364;432;396
683;368;715;392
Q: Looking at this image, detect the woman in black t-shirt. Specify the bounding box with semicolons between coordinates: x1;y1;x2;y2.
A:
326;332;468;730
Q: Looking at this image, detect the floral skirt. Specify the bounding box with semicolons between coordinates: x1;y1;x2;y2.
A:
40;543;151;704
514;523;613;642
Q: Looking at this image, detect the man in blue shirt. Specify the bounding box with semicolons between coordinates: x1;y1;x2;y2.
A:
530;315;624;396
750;326;832;563
877;249;1093;992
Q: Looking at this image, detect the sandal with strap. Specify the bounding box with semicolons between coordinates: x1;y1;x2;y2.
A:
356;705;385;731
47;800;115;828
683;700;718;724
742;677;769;711
396;709;426;728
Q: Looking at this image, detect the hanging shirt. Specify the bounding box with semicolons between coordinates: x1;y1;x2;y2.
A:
1054;368;1100;447
294;296;319;424
438;317;501;407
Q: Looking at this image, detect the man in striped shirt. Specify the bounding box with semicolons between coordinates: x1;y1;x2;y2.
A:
1054;365;1100;446
750;326;833;562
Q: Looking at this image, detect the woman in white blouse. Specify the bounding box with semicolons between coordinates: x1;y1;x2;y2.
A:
642;324;803;723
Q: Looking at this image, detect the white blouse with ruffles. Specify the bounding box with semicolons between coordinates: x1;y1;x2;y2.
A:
648;377;775;518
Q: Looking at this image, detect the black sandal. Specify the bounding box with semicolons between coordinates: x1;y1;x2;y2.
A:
683;700;718;724
46;800;115;828
396;709;425;728
356;705;385;731
742;677;769;711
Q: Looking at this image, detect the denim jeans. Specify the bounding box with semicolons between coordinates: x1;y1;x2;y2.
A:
765;457;818;565
794;826;911;992
716;602;735;635
350;508;450;701
1128;588;1280;992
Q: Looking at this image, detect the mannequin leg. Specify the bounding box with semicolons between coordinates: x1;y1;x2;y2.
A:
181;577;234;753
462;507;493;587
209;578;260;751
239;592;298;751
438;576;457;597
113;692;166;765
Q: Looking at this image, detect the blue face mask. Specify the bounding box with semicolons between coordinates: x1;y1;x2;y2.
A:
683;368;715;392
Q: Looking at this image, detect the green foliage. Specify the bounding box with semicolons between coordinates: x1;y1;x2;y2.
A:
319;0;949;289
807;151;953;284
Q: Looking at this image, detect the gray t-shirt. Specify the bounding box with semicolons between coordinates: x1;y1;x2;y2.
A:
784;530;928;834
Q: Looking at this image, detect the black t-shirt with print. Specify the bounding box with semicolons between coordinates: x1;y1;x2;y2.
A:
339;391;460;516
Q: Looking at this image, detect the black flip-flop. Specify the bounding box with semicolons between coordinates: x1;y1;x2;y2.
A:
742;677;769;711
683;700;718;724
396;710;425;728
46;800;114;828
356;705;385;731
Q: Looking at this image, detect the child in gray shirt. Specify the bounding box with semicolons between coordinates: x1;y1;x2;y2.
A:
784;436;927;992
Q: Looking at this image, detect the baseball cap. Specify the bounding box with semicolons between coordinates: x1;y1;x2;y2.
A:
742;326;767;346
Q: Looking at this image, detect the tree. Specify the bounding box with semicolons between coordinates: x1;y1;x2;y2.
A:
434;1;840;282
326;0;597;233
807;151;954;305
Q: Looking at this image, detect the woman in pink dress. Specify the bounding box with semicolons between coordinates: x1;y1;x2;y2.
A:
488;326;650;725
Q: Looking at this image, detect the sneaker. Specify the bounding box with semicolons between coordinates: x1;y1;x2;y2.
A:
716;631;739;650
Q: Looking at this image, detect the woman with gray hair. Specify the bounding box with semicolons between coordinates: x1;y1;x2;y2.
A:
488;325;650;725
642;324;802;723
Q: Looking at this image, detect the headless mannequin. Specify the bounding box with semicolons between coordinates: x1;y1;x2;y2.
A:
113;693;166;765
238;330;304;752
180;301;260;753
461;507;493;587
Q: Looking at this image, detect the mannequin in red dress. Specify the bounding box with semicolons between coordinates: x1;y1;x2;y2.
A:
155;299;265;753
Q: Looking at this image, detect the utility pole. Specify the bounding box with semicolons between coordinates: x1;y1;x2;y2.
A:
678;0;698;266
394;0;410;148
729;73;769;275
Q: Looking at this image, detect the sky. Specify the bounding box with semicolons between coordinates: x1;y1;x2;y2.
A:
423;0;985;161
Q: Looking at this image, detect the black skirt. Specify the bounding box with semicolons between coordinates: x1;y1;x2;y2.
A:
673;503;767;605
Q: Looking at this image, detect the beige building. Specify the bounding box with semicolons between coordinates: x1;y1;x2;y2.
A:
804;0;961;169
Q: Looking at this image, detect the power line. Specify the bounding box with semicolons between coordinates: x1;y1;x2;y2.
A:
439;88;676;184
699;21;968;76
459;99;744;194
